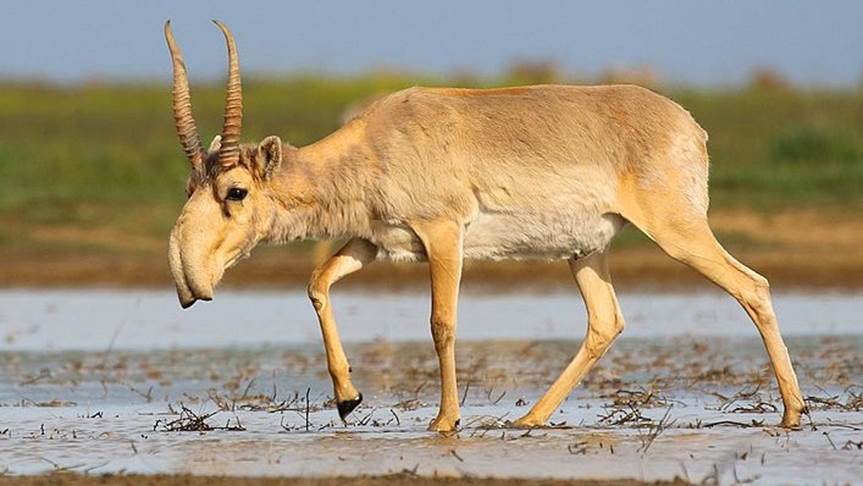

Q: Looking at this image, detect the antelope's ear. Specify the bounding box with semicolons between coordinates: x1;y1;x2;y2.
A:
256;135;283;179
207;135;222;155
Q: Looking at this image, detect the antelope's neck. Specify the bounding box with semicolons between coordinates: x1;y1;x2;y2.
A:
268;123;377;243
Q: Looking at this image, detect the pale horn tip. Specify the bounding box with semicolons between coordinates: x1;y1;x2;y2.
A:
163;20;175;43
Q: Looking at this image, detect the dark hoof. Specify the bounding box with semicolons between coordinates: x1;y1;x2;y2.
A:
337;393;363;421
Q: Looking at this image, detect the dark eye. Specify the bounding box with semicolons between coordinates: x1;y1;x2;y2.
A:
226;187;248;201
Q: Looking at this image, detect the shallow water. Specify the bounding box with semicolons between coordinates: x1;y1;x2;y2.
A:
1;289;860;351
1;289;862;482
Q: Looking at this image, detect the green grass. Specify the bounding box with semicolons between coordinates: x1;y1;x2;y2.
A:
673;88;863;209
1;76;862;253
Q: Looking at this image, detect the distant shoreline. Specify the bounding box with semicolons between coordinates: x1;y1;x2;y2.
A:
2;244;861;292
4;207;862;291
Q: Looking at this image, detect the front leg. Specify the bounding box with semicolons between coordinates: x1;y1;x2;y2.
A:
307;237;378;420
411;219;464;433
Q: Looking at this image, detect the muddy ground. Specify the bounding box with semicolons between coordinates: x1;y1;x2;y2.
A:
1;308;862;483
1;288;861;483
0;473;686;486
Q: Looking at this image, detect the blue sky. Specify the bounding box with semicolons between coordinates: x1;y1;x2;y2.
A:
1;0;861;86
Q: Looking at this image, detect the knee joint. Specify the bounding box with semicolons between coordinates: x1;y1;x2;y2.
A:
430;316;455;350
307;280;329;311
744;275;773;315
753;275;771;297
586;313;624;357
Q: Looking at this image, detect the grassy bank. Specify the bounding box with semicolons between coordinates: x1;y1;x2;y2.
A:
1;76;862;287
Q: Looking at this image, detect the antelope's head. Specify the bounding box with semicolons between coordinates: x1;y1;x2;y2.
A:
165;21;285;308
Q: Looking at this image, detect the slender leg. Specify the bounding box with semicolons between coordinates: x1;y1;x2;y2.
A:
636;218;806;428
514;250;624;427
411;219;464;432
307;237;378;420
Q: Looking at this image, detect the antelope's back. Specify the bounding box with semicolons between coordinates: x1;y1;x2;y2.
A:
363;84;701;205
358;84;706;261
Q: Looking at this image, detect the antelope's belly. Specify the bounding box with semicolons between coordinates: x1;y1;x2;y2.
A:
462;211;625;260
369;212;625;262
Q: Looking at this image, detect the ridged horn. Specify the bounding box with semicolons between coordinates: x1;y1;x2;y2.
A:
213;20;243;167
164;20;205;176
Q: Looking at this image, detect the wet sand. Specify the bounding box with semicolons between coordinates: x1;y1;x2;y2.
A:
1;290;862;483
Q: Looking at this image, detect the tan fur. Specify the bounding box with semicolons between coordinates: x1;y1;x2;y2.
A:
167;27;804;432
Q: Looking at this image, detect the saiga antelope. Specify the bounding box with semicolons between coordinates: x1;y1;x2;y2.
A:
165;21;806;432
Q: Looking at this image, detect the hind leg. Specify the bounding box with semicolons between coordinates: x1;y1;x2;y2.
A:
629;214;806;427
515;250;624;427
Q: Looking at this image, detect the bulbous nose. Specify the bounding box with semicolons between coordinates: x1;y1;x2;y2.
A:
169;218;216;309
